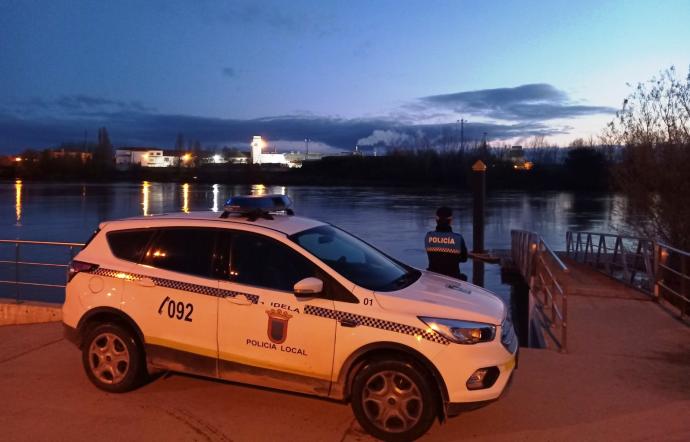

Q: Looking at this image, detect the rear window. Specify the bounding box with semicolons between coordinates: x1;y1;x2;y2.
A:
141;228;218;278
107;229;156;263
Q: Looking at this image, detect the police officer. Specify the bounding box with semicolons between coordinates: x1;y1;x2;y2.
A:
424;206;468;280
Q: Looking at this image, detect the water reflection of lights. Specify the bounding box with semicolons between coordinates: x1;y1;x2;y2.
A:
212;184;219;212
15;179;22;226
142;181;150;216
250;184;285;196
251;184;267;195
182;183;190;213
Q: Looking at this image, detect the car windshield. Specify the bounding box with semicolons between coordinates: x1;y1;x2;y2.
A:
290;225;420;292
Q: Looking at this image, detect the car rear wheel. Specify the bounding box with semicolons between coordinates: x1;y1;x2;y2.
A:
351;359;437;441
82;323;145;393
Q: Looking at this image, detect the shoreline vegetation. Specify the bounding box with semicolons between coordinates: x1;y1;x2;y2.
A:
3;147;612;191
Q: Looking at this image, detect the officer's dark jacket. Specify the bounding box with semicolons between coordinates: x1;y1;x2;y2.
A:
424;229;468;279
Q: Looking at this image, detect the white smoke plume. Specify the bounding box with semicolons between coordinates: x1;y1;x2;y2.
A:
356;129;412;146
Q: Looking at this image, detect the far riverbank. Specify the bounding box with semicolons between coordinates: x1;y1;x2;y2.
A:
4;149;612;191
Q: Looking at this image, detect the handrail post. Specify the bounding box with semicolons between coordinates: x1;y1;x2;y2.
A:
652;242;661;302
681;254;688;320
561;292;568;353
14;242;20;303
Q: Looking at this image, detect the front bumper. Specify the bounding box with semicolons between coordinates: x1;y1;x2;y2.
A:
446;368;516;417
436;323;518;404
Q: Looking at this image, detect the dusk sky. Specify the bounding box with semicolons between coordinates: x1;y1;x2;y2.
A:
1;0;689;153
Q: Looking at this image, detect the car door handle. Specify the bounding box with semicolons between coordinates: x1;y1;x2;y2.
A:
339;319;359;328
225;294;253;305
136;277;156;287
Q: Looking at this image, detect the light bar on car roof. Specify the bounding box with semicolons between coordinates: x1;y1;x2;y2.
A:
221;194;294;219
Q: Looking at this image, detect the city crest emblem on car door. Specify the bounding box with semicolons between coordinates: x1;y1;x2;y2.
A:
266;309;293;344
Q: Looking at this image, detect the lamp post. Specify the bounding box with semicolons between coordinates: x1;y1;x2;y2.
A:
472;160;487;286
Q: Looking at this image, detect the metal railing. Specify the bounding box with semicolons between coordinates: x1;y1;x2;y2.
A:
512;230;569;352
566;231;689;320
0;239;85;303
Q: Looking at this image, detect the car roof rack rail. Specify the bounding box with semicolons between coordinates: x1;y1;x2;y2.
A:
220;194;294;220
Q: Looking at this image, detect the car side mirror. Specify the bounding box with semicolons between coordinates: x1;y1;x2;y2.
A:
293;277;323;297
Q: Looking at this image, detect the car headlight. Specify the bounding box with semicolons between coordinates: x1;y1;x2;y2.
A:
419;317;496;345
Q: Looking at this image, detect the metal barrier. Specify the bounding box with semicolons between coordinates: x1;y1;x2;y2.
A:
0;239;85;303
566;231;689;320
512;230;569;352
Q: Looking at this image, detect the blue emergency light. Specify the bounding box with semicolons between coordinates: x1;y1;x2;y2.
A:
221;194;294;219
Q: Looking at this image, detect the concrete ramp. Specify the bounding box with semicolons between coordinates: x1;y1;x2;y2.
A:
0;301;688;441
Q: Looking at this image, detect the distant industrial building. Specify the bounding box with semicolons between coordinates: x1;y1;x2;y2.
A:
284;152;324;163
508;146;533;170
226;151;250;164
250;136;294;167
115;148;180;169
49;148;92;163
114;137;309;170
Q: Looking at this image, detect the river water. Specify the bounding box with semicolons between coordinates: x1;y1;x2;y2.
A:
1;181;624;304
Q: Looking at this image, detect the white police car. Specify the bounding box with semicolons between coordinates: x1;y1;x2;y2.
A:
63;194;517;441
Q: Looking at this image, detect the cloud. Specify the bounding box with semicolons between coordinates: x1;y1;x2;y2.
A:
216;3;337;37
0;109;565;153
1;94;156;118
421;84;615;121
0;84;610;153
221;67;236;78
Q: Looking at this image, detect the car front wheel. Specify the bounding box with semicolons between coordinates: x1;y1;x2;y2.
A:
351;359;437;441
82;323;146;393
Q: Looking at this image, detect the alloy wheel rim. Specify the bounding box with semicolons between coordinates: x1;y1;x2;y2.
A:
88;332;130;384
361;370;423;433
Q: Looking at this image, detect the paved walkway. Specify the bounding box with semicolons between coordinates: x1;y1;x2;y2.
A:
1;270;689;441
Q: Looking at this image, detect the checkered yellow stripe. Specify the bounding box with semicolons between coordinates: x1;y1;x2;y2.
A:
89;267;260;304
304;305;450;345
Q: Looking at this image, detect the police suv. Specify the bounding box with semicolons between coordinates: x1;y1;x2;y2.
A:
63;195;517;441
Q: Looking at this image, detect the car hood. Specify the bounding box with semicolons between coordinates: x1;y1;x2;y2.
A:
374;271;506;325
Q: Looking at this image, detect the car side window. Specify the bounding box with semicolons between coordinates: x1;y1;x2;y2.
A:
141;228;218;278
230;232;317;292
107;229;156;263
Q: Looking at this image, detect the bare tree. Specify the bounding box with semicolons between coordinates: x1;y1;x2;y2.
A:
606;66;690;249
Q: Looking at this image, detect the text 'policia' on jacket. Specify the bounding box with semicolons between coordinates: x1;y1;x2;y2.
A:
424;230;468;279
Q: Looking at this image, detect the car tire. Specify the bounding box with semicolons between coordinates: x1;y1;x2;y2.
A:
81;323;146;393
351;359;437;441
